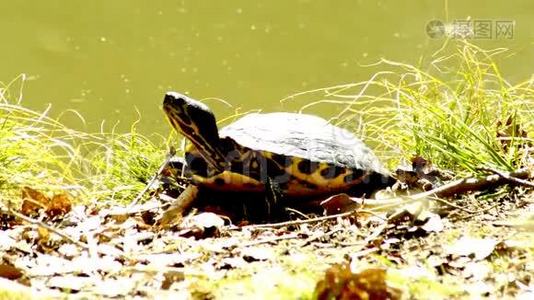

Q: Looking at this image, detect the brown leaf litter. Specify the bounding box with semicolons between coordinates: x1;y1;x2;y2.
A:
0;169;533;298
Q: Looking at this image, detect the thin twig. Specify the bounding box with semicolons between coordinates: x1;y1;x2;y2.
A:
431;196;499;214
284;207;310;219
342;222;389;256
129;148;176;208
122;266;204;276
362;221;389;245
300;228;342;247
243;211;355;229
6;208;89;250
368;167;532;207
239;233;300;247
350;247;381;259
449;203;501;221
5;207;127;259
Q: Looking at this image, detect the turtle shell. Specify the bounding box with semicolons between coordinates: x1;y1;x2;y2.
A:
219;112;385;173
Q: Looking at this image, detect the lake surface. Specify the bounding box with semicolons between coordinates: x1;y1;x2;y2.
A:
1;0;533;135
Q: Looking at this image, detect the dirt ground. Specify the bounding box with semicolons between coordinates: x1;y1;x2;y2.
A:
1;181;533;299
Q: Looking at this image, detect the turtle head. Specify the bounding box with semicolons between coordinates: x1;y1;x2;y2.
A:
163;92;226;171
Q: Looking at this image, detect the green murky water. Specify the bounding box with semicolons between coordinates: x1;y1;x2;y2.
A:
1;0;533;135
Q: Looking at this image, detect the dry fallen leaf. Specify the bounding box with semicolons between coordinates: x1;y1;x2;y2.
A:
0;263;23;280
0;212;20;229
241;246;274;262
496;113;530;151
0;278;35;297
36;227;55;253
189;212;225;228
218;257;247;270
320;193;359;215
47;275;94;292
314;263;401;300
161;270;185;290
137;253;201;268
178;212;225;239
445;236;498;260
90;278;136;297
419;211;444;233
0;232;16;251
465;281;494;298
47;193;72;218
57;244;80;258
494;212;534;231
21;187;72;218
463;261;491;281
411;155;432;175
21;187;48;216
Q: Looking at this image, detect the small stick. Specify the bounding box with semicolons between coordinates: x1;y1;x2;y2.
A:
449;203;500;221
431;196;499;214
284;207;310;219
244;204;391;230
350;247;380;259
6;208;89;250
243;211;355;229
239;233;300;247
129;147;176;208
338;222;389;255
4;207;127;259
362;221;388;245
300;228;342;247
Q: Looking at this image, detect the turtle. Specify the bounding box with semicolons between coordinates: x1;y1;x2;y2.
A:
160;91;394;221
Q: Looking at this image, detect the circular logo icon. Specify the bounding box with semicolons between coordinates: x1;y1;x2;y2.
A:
426;20;445;38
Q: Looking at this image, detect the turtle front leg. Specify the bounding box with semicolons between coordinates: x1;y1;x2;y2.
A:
157;184;199;227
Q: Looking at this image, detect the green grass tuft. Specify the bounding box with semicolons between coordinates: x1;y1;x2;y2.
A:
284;41;534;175
0;75;166;205
2;41;533;207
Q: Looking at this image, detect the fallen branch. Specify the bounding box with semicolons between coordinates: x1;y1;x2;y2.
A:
478;167;534;188
432;167;532;198
370;167;533;208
